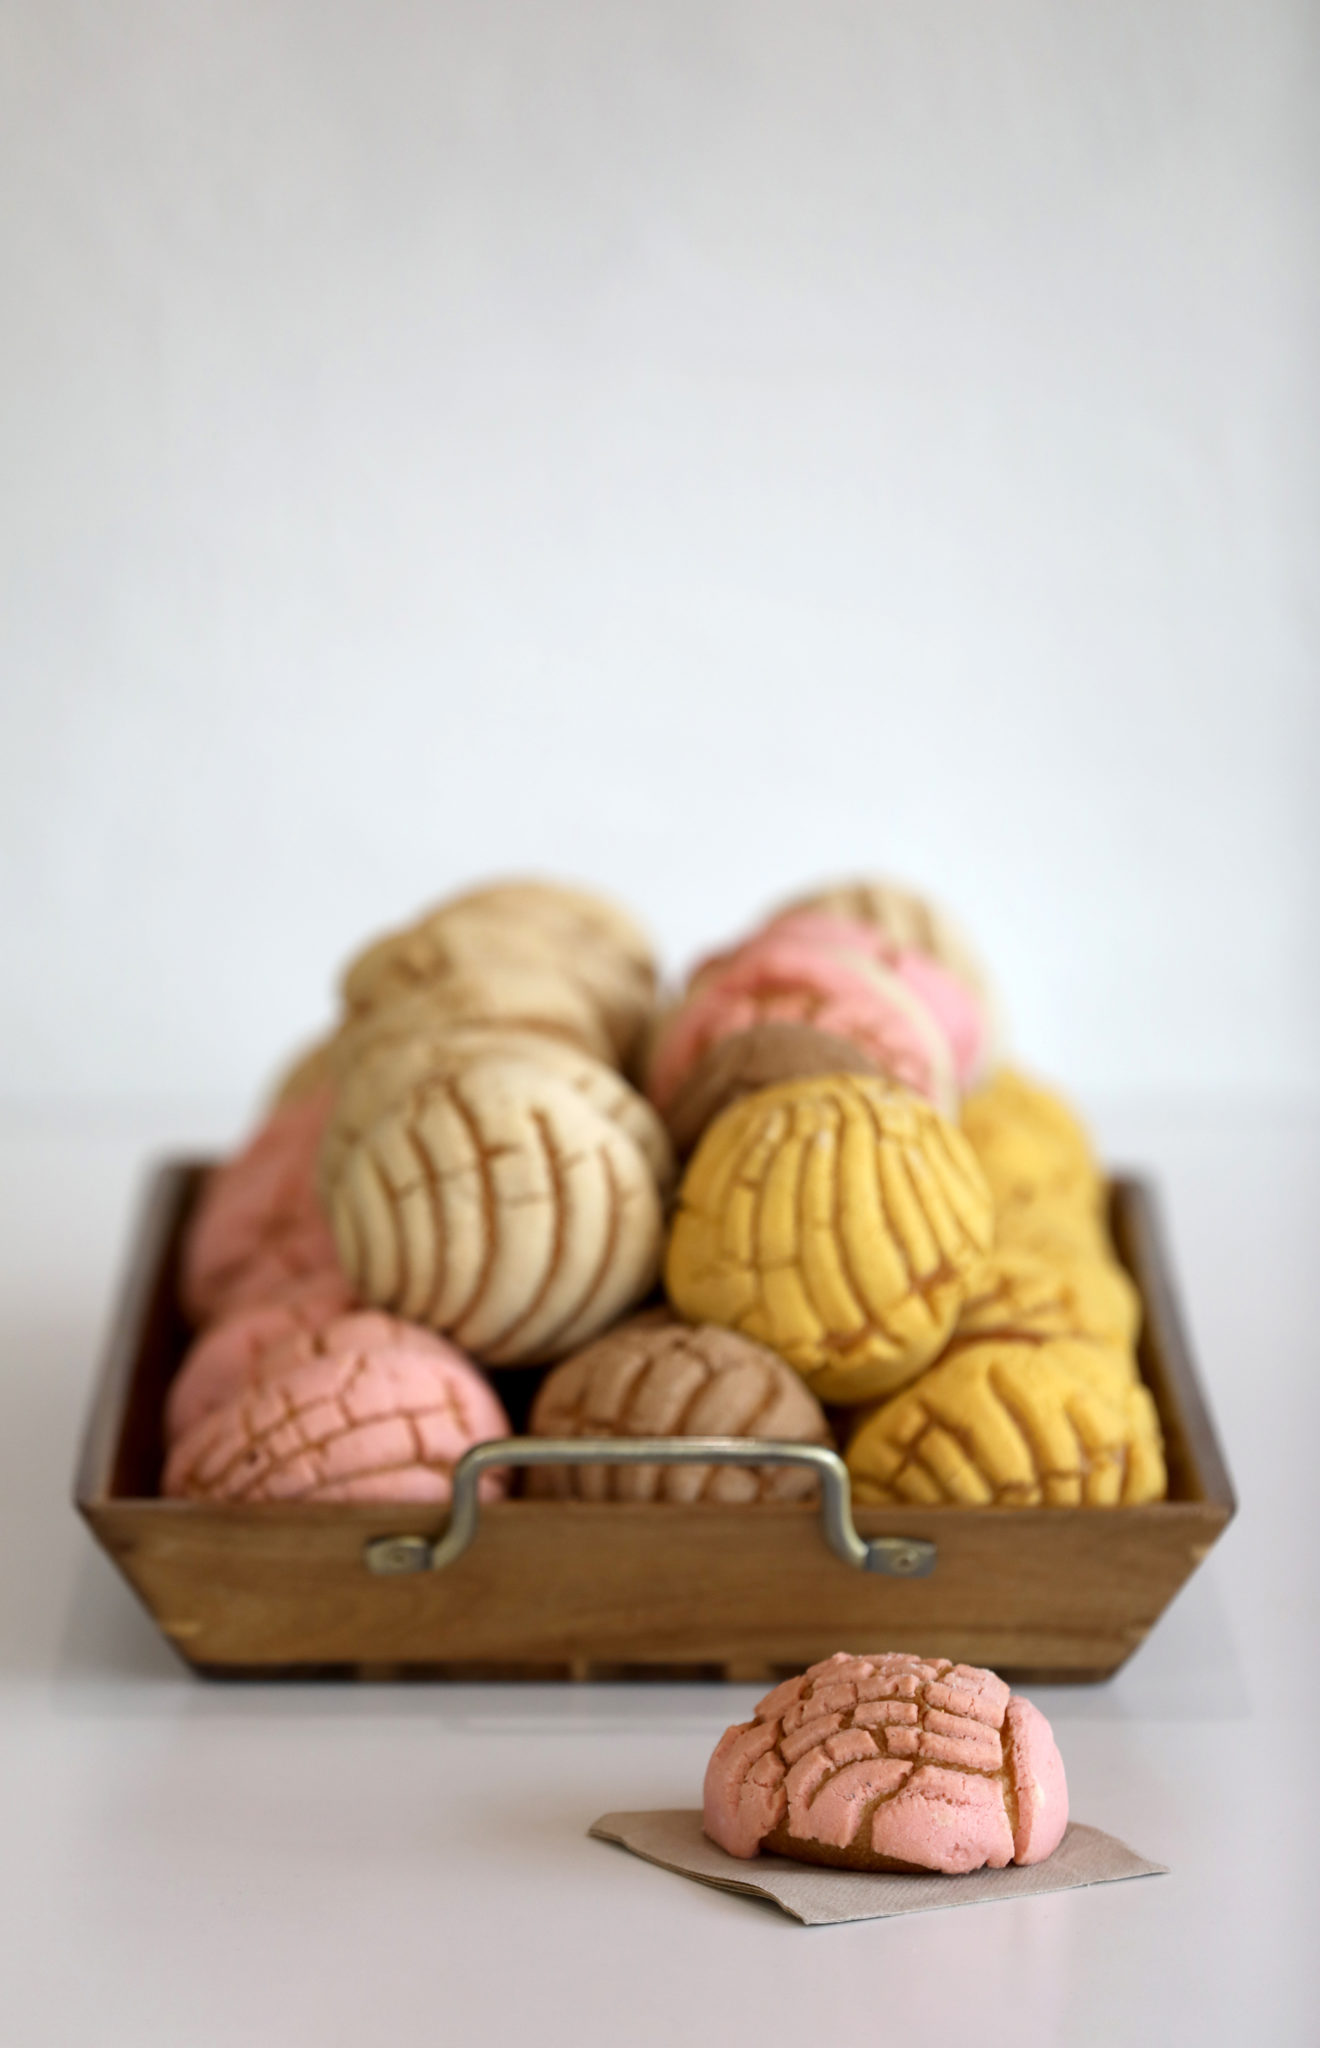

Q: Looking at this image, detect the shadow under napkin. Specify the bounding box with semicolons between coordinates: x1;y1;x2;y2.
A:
588;1811;1166;1927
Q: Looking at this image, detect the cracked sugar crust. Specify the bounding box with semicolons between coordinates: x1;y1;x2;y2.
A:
703;1650;1068;1872
960;1068;1102;1216
338;880;657;1062
181;1093;343;1324
770;878;990;1004
646;930;959;1120
665;1075;994;1405
951;1244;1140;1361
685;912;990;1089
527;1312;832;1503
383;877;656;980
845;1336;1167;1508
321;1022;674;1200
333;960;617;1068
324;1059;666;1364
164;1269;358;1445
662;1023;882;1158
162;1323;511;1504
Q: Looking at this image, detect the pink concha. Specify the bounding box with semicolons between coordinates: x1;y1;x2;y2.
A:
648;933;960;1117
760;912;989;1087
162;1319;511;1504
702;1651;1068;1875
181;1093;342;1323
164;1268;358;1445
1003;1695;1070;1864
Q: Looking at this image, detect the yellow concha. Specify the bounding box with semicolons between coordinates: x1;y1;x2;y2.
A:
951;1243;1141;1368
846;1336;1167;1508
960;1067;1103;1216
664;1073;994;1404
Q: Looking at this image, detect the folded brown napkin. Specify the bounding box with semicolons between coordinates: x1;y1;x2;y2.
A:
589;1810;1166;1927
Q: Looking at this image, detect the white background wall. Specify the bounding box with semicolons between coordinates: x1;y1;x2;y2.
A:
2;0;1316;1109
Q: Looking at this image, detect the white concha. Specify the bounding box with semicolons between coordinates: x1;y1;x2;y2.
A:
324;1059;667;1364
340;879;657;1062
321;1023;674;1199
336;960;616;1066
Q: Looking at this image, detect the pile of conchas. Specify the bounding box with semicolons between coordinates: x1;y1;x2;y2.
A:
163;873;1166;1511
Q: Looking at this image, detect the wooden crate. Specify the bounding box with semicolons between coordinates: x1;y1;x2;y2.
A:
75;1164;1235;1683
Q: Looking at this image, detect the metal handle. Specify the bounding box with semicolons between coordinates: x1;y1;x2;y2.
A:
364;1438;936;1579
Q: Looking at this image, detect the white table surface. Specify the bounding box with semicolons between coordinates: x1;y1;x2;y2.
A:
1;1097;1316;2047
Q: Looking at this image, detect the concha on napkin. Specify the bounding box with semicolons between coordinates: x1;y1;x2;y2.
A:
703;1651;1067;1872
527;1313;832;1502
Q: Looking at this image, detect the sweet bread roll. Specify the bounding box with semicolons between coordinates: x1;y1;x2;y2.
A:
164;1269;357;1444
662;1023;881;1158
846;1337;1167;1507
180;1094;341;1324
335;964;615;1067
162;1318;510;1504
527;1313;832;1503
993;1196;1114;1264
691;912;989;1088
433;878;654;981
341;879;656;1063
703;1651;1067;1872
951;1245;1140;1365
665;1075;993;1404
322;1023;673;1197
772;877;989;1002
325;1059;666;1363
960;1068;1102;1216
647;927;959;1119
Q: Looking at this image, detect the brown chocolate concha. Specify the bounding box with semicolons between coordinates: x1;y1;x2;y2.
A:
527;1313;832;1502
662;1023;882;1157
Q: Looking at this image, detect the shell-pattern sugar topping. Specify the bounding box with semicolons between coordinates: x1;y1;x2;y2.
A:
847;1338;1166;1507
325;1060;666;1364
666;1074;994;1404
529;1313;832;1503
162;1334;510;1505
704;1650;1068;1872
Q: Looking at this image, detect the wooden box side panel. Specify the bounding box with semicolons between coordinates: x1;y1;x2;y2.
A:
76;1162;202;1508
84;1487;1230;1680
